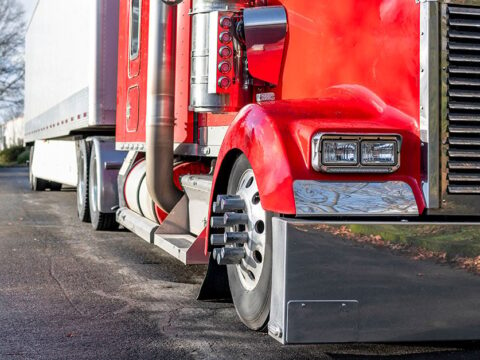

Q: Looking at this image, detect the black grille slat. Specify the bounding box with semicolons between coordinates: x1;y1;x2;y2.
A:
449;19;480;28
447;5;480;194
449;101;480;110
448;185;480;194
449;173;480;181
448;42;480;51
448;113;480;122
449;6;480;16
449;125;480;134
448;161;480;170
449;65;480;74
448;78;480;86
449;30;480;41
449;54;480;63
449;138;480;146
449;90;480;98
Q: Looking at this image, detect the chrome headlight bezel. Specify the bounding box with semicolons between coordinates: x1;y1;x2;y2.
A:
311;134;401;174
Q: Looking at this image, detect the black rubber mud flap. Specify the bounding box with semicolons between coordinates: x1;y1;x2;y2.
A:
197;254;232;303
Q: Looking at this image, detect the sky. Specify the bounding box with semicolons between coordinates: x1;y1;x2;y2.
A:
18;0;37;24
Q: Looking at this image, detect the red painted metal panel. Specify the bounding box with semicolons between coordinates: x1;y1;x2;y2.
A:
116;0;150;145
206;85;424;252
174;0;194;144
117;0;195;146
269;0;420;120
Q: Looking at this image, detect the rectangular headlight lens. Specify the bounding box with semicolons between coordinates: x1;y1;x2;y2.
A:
322;141;358;165
361;141;396;165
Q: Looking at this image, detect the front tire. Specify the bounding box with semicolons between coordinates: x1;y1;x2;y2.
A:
226;155;272;331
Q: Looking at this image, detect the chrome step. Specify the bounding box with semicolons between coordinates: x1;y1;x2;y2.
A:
153;233;208;265
116;207;158;243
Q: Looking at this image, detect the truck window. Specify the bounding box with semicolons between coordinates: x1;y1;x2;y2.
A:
130;0;141;60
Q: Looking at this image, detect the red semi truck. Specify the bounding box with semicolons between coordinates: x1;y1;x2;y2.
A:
25;0;480;344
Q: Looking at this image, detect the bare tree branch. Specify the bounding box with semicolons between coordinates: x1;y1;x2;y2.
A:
0;0;25;122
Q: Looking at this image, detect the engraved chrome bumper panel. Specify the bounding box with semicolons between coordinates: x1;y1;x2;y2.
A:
293;181;418;216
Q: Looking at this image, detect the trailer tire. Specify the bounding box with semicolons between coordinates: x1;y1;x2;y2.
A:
226;154;271;331
29;146;48;191
89;146;118;231
76;140;91;222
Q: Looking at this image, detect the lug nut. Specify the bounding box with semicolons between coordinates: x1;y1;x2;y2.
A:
212;248;222;262
211;216;226;228
224;212;248;226
217;247;245;265
212;202;222;214
210;234;225;246
224;232;249;245
220;197;245;212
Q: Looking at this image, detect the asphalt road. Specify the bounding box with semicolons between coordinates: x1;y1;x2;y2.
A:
1;166;480;359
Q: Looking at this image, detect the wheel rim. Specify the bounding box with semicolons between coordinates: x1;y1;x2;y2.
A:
230;169;266;291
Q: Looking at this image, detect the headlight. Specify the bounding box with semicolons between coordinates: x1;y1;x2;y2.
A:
361;141;397;165
311;134;401;173
322;141;358;165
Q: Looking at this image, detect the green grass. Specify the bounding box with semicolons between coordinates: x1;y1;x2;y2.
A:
16;149;30;164
348;224;480;259
0;146;29;166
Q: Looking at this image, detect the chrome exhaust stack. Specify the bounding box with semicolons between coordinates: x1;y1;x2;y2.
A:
145;0;183;213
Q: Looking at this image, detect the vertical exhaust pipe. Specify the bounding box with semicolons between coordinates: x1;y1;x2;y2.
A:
145;0;183;213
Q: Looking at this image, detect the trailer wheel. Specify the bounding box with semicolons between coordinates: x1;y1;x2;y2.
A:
225;154;271;331
89;147;118;231
76;140;91;222
29;146;48;191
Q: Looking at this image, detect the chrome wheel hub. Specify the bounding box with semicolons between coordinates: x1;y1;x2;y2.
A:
210;169;267;291
234;169;266;291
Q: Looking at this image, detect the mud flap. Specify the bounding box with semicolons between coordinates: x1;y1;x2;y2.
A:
197;254;232;302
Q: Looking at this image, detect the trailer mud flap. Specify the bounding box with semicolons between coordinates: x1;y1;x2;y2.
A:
269;218;480;344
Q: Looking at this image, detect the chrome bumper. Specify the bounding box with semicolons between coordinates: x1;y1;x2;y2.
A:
269;218;480;344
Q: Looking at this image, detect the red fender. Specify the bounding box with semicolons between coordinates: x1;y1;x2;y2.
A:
206;85;424;252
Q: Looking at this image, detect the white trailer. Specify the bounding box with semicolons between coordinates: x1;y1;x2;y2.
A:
25;0;126;230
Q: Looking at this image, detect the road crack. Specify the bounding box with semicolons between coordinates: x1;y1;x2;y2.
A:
49;258;84;316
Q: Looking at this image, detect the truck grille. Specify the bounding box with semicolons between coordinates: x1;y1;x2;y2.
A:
447;5;480;194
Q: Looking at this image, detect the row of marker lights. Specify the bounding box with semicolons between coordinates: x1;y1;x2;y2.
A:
218;16;233;89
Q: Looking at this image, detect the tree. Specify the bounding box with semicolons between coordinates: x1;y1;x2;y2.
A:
0;0;25;122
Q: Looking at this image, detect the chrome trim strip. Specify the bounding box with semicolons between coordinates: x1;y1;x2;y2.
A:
293;181;419;216
420;0;440;209
115;141;220;157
